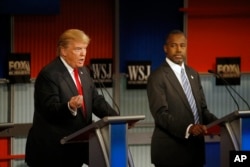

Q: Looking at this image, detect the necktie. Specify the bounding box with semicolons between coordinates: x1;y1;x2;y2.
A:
73;68;86;117
181;68;199;124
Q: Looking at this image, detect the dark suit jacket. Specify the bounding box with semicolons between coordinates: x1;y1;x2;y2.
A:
25;57;117;167
147;62;217;166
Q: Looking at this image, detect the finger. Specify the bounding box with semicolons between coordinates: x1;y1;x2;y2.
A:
77;95;83;99
202;125;208;134
193;125;204;135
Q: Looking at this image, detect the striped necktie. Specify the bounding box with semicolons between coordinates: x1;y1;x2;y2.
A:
181;68;199;124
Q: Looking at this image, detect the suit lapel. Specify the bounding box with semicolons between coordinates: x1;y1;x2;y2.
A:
63;70;78;95
56;57;78;96
78;68;88;100
163;63;193;113
78;68;90;118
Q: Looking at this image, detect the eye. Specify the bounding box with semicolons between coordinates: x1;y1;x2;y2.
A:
180;43;186;47
170;43;177;48
74;47;82;52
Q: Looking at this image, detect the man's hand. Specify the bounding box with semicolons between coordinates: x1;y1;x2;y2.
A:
189;124;208;136
69;95;83;110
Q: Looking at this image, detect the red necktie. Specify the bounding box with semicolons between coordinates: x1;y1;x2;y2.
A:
73;68;86;117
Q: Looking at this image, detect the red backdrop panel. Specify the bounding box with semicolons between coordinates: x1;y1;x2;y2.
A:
0;138;10;167
185;0;250;72
14;0;114;78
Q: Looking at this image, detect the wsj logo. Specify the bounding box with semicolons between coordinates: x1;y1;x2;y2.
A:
91;63;112;82
9;61;31;75
217;64;240;78
128;65;150;83
127;62;151;89
230;151;250;167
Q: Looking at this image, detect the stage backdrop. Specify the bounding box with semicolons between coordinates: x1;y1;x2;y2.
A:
0;0;183;79
119;0;184;73
182;0;250;72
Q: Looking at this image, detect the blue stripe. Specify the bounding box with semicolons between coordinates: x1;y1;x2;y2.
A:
110;123;127;167
242;118;250;150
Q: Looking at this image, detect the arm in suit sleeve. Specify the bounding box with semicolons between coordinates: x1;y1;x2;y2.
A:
195;73;218;124
147;69;191;139
92;94;118;117
34;69;74;120
82;67;118;118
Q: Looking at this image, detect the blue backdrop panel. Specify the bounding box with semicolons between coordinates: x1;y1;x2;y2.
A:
119;0;183;72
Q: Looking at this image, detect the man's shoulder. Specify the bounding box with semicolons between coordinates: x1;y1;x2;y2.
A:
185;65;198;74
151;62;170;74
41;57;62;71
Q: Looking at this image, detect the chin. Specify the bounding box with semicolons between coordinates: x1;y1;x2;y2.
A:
78;62;84;66
174;59;183;65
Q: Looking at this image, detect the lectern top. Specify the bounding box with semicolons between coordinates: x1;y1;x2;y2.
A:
60;115;146;144
102;115;146;123
207;110;250;128
0;122;14;131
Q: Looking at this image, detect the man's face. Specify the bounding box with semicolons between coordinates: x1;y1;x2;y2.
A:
61;41;88;68
163;34;187;66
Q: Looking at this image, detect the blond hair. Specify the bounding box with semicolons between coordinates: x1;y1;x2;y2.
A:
57;29;90;55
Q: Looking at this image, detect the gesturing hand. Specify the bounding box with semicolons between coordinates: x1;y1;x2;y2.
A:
69;95;83;110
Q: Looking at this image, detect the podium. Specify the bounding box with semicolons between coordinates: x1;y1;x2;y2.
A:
60;115;145;167
207;110;250;167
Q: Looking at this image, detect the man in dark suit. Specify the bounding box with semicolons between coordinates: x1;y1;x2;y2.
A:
147;30;218;167
25;29;118;167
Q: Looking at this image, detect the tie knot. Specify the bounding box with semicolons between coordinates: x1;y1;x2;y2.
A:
74;68;79;75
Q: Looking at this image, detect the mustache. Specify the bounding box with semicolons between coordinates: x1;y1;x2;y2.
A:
173;53;184;57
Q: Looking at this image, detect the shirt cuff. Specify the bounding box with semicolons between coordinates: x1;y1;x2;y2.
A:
185;124;193;139
68;102;77;116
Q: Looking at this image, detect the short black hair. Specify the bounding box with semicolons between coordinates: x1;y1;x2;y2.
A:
165;29;186;44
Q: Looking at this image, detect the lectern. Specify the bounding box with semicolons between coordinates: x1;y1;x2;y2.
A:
207;110;250;167
60;115;145;167
0;123;14;130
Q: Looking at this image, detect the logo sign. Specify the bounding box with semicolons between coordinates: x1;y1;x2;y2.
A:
90;58;113;88
8;53;31;83
216;57;241;85
126;61;151;89
230;151;250;167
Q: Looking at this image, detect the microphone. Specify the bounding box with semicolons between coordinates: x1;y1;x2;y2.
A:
208;70;250;110
87;65;120;115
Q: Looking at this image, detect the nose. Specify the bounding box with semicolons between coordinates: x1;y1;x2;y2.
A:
80;49;87;56
176;45;182;52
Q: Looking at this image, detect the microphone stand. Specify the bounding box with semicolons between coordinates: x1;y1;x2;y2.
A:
87;65;120;115
208;70;250;110
87;65;135;167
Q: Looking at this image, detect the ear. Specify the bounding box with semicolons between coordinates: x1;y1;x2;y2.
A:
60;47;66;57
163;44;167;53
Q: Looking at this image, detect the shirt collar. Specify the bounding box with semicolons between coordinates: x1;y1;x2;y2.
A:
60;56;74;74
166;57;185;74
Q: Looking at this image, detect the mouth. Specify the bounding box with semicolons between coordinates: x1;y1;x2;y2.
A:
174;55;183;60
77;59;85;65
